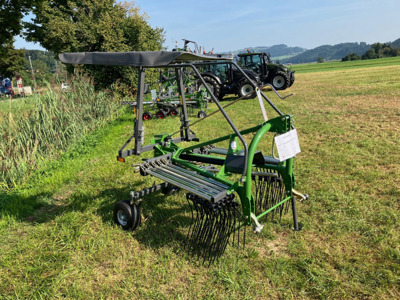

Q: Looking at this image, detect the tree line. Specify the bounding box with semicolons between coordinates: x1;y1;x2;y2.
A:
342;43;400;61
0;0;165;94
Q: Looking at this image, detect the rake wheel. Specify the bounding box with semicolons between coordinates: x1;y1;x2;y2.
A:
252;168;290;220
186;193;245;264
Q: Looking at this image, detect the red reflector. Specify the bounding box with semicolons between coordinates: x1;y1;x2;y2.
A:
117;157;125;163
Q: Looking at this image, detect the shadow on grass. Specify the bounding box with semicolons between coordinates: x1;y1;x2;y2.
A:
0;190;61;224
1;177;193;255
96;187;192;250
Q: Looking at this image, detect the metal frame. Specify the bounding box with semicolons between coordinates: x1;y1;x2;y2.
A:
113;59;302;230
59;50;306;261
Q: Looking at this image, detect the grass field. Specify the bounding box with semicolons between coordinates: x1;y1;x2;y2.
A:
0;59;399;299
291;56;400;73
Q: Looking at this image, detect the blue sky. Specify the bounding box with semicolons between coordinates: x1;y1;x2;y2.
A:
14;0;400;52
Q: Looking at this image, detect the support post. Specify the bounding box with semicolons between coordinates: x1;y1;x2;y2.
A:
291;197;300;231
175;67;194;141
134;67;146;155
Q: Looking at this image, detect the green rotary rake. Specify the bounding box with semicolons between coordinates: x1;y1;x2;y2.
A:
60;50;308;263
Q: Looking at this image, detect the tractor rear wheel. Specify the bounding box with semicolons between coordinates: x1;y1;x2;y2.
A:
198;76;222;101
289;73;295;87
270;71;290;90
237;80;255;99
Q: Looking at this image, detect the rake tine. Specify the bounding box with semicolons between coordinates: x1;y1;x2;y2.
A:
211;201;229;261
216;201;233;259
185;194;195;250
188;196;205;255
204;204;222;265
186;194;244;264
194;198;208;256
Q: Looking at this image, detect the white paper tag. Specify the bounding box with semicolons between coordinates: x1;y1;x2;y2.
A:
274;129;301;161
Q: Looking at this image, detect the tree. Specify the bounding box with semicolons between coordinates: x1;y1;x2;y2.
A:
317;56;324;63
0;0;43;51
342;52;360;61
24;0;165;93
0;39;25;78
361;48;377;60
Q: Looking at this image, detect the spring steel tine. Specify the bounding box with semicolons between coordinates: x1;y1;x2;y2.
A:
185;194;195;250
196;199;211;257
210;206;227;264
214;202;230;260
203;205;220;264
219;200;233;256
206;201;226;263
200;203;215;256
190;197;205;254
257;174;264;214
188;196;201;253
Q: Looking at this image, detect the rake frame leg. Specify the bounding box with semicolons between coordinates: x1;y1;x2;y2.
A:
291;196;301;231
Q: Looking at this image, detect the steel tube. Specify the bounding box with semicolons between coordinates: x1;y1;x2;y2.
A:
166;165;229;189
147;169;214;201
157;167;224;194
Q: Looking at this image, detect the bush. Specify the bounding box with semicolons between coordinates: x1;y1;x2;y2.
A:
342;52;361;61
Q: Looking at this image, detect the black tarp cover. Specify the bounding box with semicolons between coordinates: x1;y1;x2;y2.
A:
59;51;233;67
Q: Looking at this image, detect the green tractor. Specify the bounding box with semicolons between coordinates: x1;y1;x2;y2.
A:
237;51;295;90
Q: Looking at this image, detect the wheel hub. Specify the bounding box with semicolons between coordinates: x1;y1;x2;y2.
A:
273;76;285;88
117;210;128;226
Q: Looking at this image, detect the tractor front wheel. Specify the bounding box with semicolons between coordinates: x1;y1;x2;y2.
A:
270;71;289;90
238;80;255;99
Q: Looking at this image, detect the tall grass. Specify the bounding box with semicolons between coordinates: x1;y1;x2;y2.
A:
0;74;122;189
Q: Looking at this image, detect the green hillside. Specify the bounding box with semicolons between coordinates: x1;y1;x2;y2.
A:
291;56;400;73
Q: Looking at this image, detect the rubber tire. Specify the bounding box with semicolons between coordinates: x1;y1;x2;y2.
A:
169;108;178;116
197;111;207;118
237;80;256;99
114;200;140;231
198;76;222;101
156;110;167;119
289;72;295;87
270;71;290;90
142;111;153;121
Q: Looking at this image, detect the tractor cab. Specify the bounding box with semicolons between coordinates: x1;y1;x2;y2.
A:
238;52;268;80
238;51;295;90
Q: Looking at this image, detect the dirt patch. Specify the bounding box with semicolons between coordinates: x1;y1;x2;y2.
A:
252;235;290;258
52;189;74;201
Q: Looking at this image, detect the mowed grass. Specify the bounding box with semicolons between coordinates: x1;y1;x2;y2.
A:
1;61;400;299
292;56;400;73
